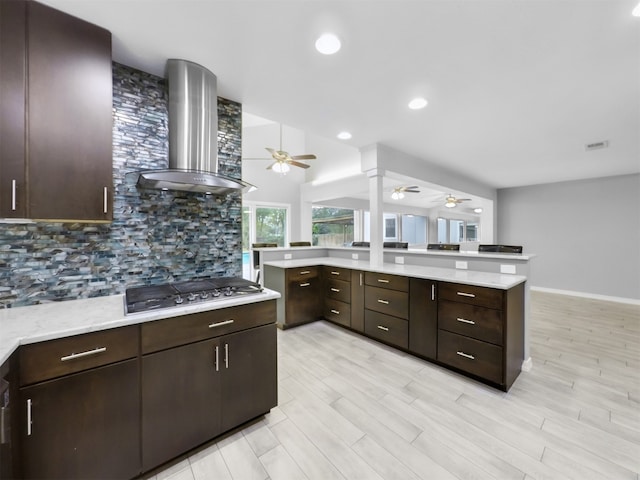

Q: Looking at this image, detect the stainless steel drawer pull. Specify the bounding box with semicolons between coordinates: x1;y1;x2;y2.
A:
209;319;234;329
214;346;219;371
331;288;340;292
377;279;390;283
103;187;108;214
27;399;32;436
300;282;311;287
330;271;340;275
456;351;475;360
431;284;435;301
456;317;476;325
377;299;389;305
224;344;229;369
331;309;340;315
359;273;363;286
11;180;17;211
60;347;107;362
300;270;311;275
457;292;475;298
377;325;389;332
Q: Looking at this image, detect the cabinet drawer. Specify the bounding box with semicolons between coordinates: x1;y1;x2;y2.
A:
438;282;503;309
323;266;351;281
287;266;319;282
364;310;408;349
437;330;503;385
365;285;409;319
19;325;139;386
325;299;351;327
142;300;276;354
438;300;503;345
364;272;408;292
326;278;351;303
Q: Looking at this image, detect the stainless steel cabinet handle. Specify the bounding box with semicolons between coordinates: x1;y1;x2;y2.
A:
457;292;475;298
300;270;310;275
359;273;363;286
299;282;310;287
60;347;106;362
214;346;219;371
377;325;389;332
377;299;389;305
330;309;340;315
431;284;435;301
456;317;476;325
11;180;17;211
103;187;108;214
27;399;32;436
224;344;229;369
456;351;475;360
209;319;234;329
377;279;389;283
331;288;340;292
330;271;340;275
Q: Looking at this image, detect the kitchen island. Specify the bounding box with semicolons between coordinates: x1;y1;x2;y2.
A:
0;288;280;480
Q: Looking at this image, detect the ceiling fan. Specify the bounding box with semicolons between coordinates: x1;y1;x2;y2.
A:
445;194;471;208
242;124;316;173
391;185;420;200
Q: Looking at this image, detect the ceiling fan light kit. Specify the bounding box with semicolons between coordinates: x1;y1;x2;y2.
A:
391;185;420;200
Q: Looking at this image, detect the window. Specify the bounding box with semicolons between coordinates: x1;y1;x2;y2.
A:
312;207;355;246
401;215;427;245
242;203;290;279
384;215;397;240
437;217;480;243
363;212;428;246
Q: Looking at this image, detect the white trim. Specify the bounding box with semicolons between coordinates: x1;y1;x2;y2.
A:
521;357;533;372
531;286;640;306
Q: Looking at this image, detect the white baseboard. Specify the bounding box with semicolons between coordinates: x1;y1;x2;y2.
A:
530;286;640;306
521;357;533;372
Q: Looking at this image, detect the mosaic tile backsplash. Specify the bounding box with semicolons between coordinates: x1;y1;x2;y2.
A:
0;63;244;308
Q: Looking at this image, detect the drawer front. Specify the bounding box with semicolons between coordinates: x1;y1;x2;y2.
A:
364;310;408;349
142;300;276;354
326;278;351;303
438;282;503;309
364;285;409;319
287;266;319;282
323;266;351;281
325;299;351;327
437;330;503;385
19;325;139;386
364;272;408;292
438;300;503;345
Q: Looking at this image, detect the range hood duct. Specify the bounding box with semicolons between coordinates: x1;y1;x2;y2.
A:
136;59;255;194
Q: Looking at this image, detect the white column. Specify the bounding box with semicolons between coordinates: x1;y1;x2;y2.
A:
368;169;384;266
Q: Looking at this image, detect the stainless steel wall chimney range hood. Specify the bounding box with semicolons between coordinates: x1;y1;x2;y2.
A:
136;59;255;194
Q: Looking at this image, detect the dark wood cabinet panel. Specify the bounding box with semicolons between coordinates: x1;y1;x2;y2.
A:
324;298;351;327
141;338;221;472
220;324;277;432
364;285;409;319
364;310;408;349
438;300;503;346
438;282;503;309
326;277;351;303
323;266;351;281
0;0;27;218
19;359;140;480
287;266;319;282
27;1;113;221
437;330;503;385
350;270;365;332
409;278;438;360
364;272;409;292
285;271;322;327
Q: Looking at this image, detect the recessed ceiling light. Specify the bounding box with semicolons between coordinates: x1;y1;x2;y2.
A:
633;2;640;16
337;131;352;140
474;208;483;213
408;97;428;110
315;33;341;55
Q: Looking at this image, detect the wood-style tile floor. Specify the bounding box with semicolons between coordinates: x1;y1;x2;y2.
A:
145;291;640;480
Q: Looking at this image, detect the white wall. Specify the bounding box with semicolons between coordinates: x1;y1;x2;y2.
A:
497;173;640;301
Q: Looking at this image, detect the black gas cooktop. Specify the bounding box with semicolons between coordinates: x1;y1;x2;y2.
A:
125;277;263;315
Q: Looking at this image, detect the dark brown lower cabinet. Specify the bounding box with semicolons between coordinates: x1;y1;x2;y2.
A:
18;359;140;480
350;270;365;332
142;324;277;472
408;278;438;360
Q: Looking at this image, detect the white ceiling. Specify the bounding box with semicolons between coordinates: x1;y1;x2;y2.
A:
42;0;640;190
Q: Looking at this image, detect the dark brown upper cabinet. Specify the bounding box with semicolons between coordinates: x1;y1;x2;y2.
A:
0;0;113;222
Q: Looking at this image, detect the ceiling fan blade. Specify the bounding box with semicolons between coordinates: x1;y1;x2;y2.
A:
458;198;472;202
288;160;311;169
290;154;316;160
265;147;277;156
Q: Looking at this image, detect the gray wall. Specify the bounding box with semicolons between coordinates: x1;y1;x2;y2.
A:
497;173;640;300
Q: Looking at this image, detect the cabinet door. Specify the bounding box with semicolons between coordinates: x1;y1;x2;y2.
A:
27;2;113;221
19;359;140;480
220;324;277;432
351;270;365;332
409;278;438;359
0;0;27;218
285;277;321;326
141;338;221;472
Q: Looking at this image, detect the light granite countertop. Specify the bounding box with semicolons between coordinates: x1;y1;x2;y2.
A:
0;289;281;365
264;257;526;290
